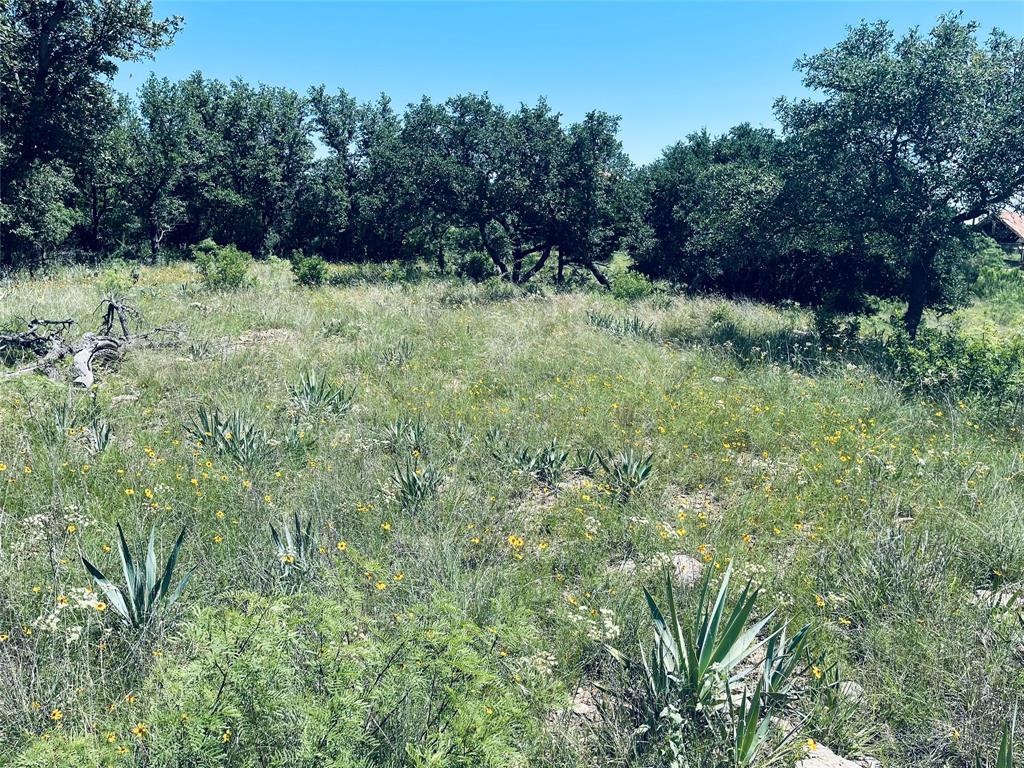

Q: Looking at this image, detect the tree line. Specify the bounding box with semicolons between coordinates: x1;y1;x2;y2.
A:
3;1;1023;334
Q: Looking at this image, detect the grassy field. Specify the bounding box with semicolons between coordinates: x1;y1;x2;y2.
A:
2;260;1023;767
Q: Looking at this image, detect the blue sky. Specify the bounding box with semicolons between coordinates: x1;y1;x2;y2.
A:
113;1;1024;164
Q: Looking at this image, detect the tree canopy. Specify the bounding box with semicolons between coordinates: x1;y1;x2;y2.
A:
2;4;1023;331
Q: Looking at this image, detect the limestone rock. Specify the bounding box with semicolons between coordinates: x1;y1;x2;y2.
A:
796;744;863;767
672;554;704;586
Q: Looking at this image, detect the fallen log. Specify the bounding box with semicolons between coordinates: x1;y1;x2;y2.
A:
1;300;173;386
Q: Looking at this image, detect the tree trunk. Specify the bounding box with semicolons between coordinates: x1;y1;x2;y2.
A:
556;250;564;284
435;242;446;274
586;260;611;289
521;245;552;283
902;249;933;339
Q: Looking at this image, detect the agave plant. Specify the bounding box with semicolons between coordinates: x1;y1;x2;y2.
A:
598;447;654;499
609;563;777;723
510;439;569;484
290;370;355;416
382;415;428;453
270;512;315;578
82;524;193;629
90;414;113;453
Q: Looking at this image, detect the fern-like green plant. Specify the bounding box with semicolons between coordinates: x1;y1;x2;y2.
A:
82;524;193;629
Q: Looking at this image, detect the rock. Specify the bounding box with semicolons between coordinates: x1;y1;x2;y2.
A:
796;744;863;767
548;684;603;728
855;758;882;768
609;558;637;575
672;554;704;586
974;587;1022;608
839;680;865;704
110;393;139;407
710;376;726;383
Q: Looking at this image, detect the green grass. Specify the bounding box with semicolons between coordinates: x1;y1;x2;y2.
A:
1;260;1022;767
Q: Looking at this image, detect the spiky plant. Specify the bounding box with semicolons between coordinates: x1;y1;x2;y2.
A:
726;678;797;768
598;447;654;499
186;405;271;471
290;370;354;416
391;456;440;512
82;524;193;629
977;721;1016;768
609;563;777;724
270;512;316;578
761;623;812;708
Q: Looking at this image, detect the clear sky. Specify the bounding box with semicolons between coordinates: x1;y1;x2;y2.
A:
112;1;1024;165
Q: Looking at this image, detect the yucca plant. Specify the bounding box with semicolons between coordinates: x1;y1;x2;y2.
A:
290;370;354;416
391;456;440;512
510;439;569;484
575;447;602;476
82;524;193;629
383;415;428;453
726;678;796;768
609;563;777;724
90;414;113;453
977;721;1016;768
619;315;657;340
761;623;812;708
270;512;315;578
187;405;270;471
598;447;654;499
587;310;616;330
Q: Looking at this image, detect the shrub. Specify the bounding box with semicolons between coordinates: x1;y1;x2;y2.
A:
455;251;494;282
97;261;135;297
611;269;656;302
291;253;327;287
191;239;252;291
882;324;1024;406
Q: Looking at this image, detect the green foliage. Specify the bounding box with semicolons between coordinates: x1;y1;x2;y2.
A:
503;438;570;485
391;455;440;512
454;251;494;282
270;512;316;578
289;370;354;416
725;678;796;768
81;523;193;629
290;252;327;287
597;447;654;499
611;269;655;302
187;406;271;471
614;564;776;717
976;722;1016;768
587;310;658;341
98;262;136;297
760;623;811;708
382;414;428;453
192;239;252;291
883;324;1024;405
